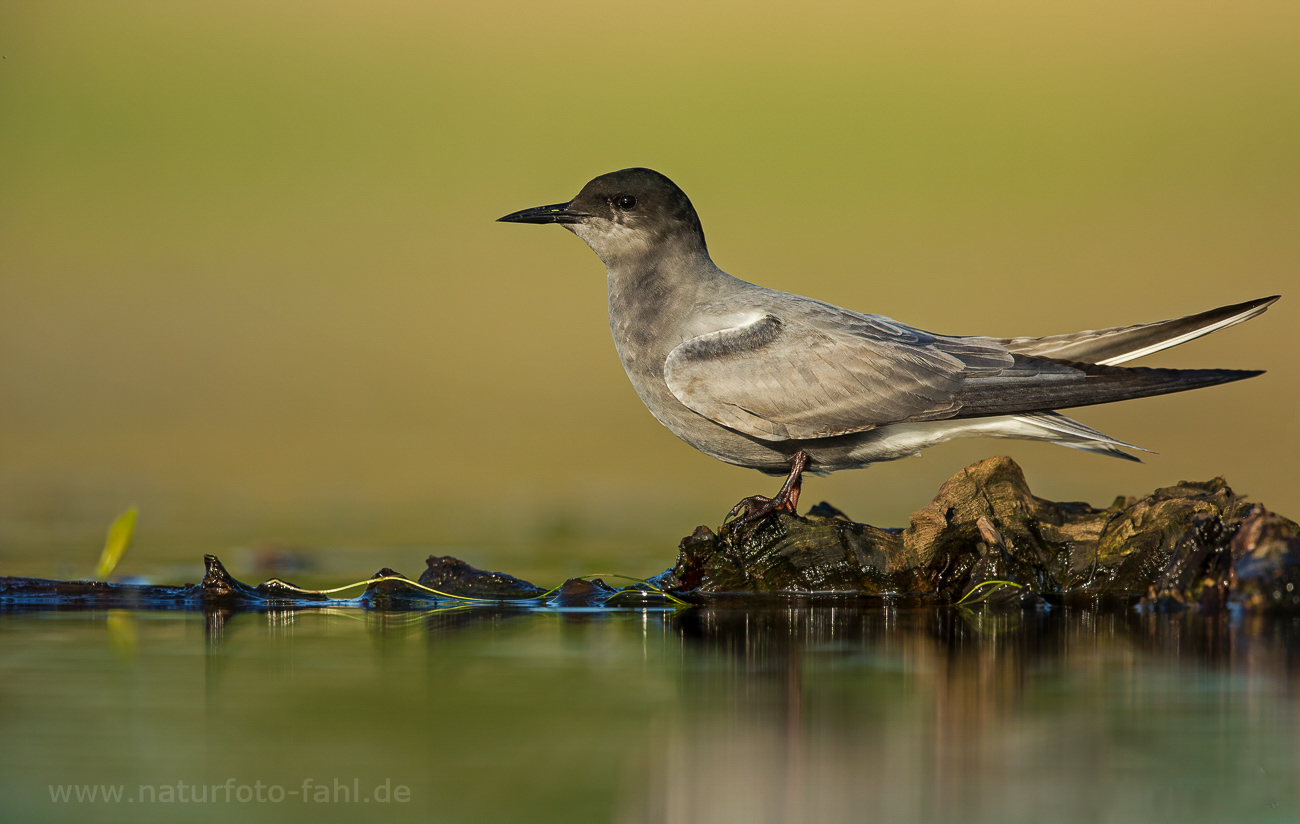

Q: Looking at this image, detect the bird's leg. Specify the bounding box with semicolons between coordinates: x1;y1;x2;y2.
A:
726;451;810;524
772;450;809;513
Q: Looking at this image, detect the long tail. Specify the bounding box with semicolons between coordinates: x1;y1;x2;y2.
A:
955;357;1263;419
992;295;1278;365
975;296;1278;461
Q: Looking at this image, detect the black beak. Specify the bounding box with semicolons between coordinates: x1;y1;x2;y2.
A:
496;202;590;225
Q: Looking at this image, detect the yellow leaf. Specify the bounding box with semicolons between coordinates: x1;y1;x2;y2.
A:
95;508;138;581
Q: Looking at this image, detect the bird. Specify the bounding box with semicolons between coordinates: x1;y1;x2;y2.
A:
498;168;1276;521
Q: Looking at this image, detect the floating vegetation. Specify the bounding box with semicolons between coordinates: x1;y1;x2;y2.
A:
0;554;688;613
3;458;1299;614
955;580;1025;606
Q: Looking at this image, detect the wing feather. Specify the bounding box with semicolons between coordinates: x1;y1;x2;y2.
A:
988;296;1278;365
664;311;1005;440
663;306;1262;442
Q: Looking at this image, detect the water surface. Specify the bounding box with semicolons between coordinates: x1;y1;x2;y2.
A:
2;603;1297;823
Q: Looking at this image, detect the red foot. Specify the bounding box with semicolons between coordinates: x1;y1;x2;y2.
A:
725;451;810;525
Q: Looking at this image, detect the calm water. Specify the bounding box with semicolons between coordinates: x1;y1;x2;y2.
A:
1;602;1298;823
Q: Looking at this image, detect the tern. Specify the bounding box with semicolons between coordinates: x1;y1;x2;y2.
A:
500;168;1274;520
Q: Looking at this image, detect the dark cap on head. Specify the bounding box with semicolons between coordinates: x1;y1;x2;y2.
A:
498;168;708;257
571;168;704;241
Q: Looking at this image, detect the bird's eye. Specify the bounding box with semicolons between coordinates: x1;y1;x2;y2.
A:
613;194;637;210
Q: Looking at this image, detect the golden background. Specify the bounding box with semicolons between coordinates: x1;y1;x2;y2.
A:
1;1;1296;581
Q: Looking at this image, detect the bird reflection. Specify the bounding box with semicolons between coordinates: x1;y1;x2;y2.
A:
618;604;1300;824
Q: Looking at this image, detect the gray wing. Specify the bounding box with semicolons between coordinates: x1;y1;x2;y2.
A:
663;310;1012;441
986;296;1278;365
664;307;1262;442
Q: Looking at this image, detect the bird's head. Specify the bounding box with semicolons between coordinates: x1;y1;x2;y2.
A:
498;167;708;267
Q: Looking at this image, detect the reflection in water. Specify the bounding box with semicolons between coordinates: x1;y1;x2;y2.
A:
3;603;1299;824
622;605;1300;824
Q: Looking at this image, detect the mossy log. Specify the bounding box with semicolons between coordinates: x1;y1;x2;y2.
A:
661;456;1300;610
1;457;1297;612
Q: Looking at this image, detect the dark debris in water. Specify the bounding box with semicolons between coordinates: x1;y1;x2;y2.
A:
0;554;681;613
662;456;1300;612
2;458;1298;614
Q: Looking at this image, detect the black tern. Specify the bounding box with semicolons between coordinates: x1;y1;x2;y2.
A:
499;168;1275;519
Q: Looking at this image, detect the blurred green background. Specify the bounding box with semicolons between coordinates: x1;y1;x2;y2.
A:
1;0;1296;583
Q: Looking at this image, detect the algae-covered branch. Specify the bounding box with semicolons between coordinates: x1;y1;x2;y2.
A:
1;457;1297;612
663;457;1300;610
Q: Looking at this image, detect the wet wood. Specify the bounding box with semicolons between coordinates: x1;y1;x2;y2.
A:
663;456;1300;610
1;456;1296;612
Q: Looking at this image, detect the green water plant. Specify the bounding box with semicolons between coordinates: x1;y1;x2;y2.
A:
279;572;690;607
955;579;1024;606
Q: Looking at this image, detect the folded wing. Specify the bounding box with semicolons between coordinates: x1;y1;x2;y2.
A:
990;296;1278;365
664;307;1262;442
666;309;1016;440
